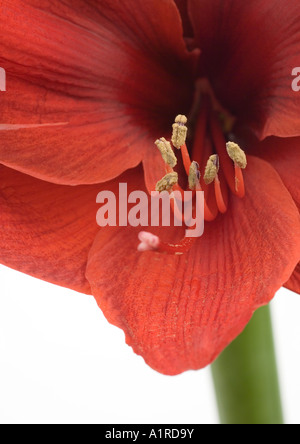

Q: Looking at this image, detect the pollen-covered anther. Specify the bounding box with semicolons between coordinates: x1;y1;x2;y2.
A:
155;137;177;168
204;154;220;185
171;114;188;149
155;172;178;192
137;231;160;252
188;161;200;190
226;141;247;169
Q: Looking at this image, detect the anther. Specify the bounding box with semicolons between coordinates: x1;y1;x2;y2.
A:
155;172;178;192
188;161;200;190
226;142;247;169
203;154;219;185
155;137;177;168
172;114;188;149
225;141;247;197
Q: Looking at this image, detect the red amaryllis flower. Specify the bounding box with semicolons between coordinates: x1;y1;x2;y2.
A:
0;0;300;375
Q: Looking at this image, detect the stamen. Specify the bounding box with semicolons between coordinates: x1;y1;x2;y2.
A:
203;154;219;185
234;164;246;198
202;154;227;214
171;114;188;149
142;102;247;257
188;161;200;190
209;112;247;198
155;172;178;192
226;142;247;198
169;192;186;224
195;136;218;222
214;176;228;214
226;142;247;169
180;143;192;175
164;162;185;197
195;182;218;222
155;137;177;168
209;111;236;194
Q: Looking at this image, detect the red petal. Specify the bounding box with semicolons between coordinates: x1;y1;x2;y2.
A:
0;0;194;184
174;0;194;37
251;136;300;211
251;136;300;295
189;0;300;139
86;157;300;374
285;263;300;295
0;164;143;293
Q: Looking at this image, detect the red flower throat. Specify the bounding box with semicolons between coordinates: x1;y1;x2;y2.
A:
139;82;247;255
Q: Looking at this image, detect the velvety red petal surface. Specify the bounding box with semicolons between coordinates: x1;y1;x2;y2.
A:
285;263;300;295
0;164;144;293
251;136;300;211
251;136;300;294
0;0;195;184
86;157;300;375
188;0;300;139
0;164;98;292
174;0;194;38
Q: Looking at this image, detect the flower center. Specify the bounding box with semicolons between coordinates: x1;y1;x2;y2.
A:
138;80;247;255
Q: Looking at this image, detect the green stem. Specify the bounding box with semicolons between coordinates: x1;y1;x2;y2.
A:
211;304;284;424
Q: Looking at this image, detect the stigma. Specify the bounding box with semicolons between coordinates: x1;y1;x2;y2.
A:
138;109;247;255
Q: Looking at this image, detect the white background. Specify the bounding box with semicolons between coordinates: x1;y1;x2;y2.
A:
0;264;299;424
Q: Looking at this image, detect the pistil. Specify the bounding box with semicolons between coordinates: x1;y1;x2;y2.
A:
137;231;196;255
